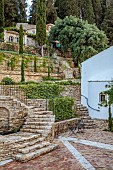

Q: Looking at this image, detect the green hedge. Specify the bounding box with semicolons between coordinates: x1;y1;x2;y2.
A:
49;97;74;122
20;83;64;99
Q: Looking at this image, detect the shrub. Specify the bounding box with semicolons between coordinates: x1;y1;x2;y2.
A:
1;77;14;85
49;97;74;122
20;83;64;99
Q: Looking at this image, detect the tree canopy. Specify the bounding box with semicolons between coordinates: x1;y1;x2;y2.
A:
49;16;108;65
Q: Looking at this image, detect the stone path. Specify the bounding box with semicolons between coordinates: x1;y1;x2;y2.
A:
0;129;113;170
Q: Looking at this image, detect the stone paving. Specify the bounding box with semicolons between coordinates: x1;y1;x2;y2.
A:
0;128;113;170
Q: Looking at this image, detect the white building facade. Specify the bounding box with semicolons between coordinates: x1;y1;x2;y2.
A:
4;23;54;47
81;46;113;119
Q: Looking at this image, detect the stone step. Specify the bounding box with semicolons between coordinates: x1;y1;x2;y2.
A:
24;121;52;126
31;111;53;115
28;114;54;118
18;141;50;154
83;119;94;123
78;113;89;117
84;125;96;129
26;117;55;122
29;114;55;118
15;137;45;149
22;125;52;130
20;129;50;135
15;144;58;162
29;107;46;111
14;133;41;143
82;116;91;119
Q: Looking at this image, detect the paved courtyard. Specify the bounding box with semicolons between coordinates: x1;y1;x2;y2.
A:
0;128;113;170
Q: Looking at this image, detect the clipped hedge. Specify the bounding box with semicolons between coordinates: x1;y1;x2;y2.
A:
49;97;74;122
20;83;64;99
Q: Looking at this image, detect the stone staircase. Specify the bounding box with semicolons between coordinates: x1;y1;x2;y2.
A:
16;107;57;162
14;132;58;162
21;107;55;137
76;103;96;129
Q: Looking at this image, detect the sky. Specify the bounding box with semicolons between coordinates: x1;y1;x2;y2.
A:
27;0;32;6
27;0;32;16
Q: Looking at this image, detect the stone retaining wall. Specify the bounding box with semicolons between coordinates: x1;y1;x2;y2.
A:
60;85;81;101
93;119;108;130
0;96;28;132
51;118;80;138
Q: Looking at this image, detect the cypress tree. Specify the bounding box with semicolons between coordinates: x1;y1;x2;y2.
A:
92;0;102;26
102;1;113;45
19;25;23;54
46;0;57;24
34;56;37;72
55;0;79;19
21;56;25;82
36;0;46;56
0;0;4;41
82;0;95;24
19;25;25;82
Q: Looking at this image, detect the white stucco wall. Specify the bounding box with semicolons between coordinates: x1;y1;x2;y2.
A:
81;46;113;119
27;29;36;35
88;81;113;119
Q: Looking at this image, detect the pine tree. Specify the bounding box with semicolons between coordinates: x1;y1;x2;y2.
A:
92;0;102;26
36;0;46;56
0;0;4;41
102;1;113;45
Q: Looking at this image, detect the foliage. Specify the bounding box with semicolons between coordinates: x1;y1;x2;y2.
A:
27;33;36;39
7;55;19;71
1;77;14;85
5;27;19;32
49;97;74;121
19;25;23;54
42;76;61;81
101;83;113;131
20;83;64;99
56;81;80;86
49;16;108;65
108;104;113;131
0;52;5;63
